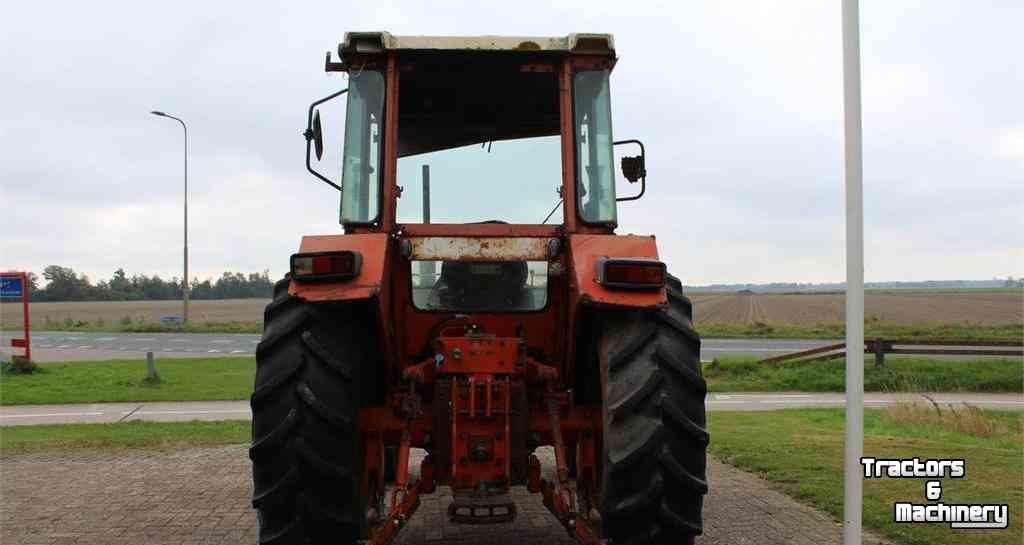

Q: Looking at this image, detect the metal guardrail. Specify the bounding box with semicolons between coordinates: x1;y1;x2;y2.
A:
760;338;1024;367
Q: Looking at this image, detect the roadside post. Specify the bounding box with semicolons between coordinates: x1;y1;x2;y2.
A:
146;351;157;381
1;271;32;365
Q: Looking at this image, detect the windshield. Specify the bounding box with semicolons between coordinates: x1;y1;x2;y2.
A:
397;137;562;224
395;56;563;224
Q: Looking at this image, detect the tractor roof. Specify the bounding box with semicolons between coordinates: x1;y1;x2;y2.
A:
340;32;615;58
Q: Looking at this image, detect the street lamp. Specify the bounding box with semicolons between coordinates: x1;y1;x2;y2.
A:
150;110;190;323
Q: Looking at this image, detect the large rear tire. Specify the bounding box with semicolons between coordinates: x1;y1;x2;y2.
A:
250;278;373;545
598;275;708;544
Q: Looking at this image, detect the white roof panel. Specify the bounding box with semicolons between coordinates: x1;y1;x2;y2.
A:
340;32;614;56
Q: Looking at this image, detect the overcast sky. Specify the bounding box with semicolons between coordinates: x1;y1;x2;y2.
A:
2;1;1021;286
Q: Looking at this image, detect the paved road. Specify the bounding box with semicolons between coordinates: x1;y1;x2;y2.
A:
1;330;837;362
0;331;260;362
3;392;1021;426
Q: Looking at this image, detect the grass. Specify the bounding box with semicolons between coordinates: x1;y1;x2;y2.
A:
709;407;1023;545
696;321;1023;340
0;357;255;405
12;320;1021;339
2;354;1020;406
0;420;249;453
703;356;1023;393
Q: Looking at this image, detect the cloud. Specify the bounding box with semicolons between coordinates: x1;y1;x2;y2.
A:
1;0;1021;286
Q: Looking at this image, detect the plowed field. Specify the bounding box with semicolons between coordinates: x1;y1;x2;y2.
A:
689;291;1022;325
3;290;1021;329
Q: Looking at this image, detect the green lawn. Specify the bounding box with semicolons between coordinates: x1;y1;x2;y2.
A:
703;356;1023;393
696;321;1023;340
2;354;1020;406
0;420;249;453
0;357;255;405
709;408;1023;545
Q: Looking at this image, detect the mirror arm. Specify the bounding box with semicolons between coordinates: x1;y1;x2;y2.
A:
614;139;646;202
305;88;349;191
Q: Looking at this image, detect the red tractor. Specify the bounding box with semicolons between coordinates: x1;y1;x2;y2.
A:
250;32;707;545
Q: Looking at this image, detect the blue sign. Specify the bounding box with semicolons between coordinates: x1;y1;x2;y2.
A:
0;277;24;298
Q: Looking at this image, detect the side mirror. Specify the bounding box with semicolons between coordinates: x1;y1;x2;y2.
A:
620;155;645;183
613;139;646;202
311;110;324;161
304;88;348;191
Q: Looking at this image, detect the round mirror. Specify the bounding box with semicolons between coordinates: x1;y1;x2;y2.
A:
312;110;325;161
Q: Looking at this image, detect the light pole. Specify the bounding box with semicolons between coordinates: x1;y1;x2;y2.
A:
150;110;189;323
841;1;865;544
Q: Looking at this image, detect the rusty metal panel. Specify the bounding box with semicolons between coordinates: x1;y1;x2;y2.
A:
408;236;549;261
289;234;389;302
400;223;560;237
568;234;667;308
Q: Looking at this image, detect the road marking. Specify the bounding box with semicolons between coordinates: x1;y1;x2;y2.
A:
162;348;177;352
129;409;250;416
210;339;234;344
714;394;813;399
230;350;247;354
77;345;93;349
67;337;82;341
39;344;53;348
170;338;190;343
208;349;221;353
0;412;105;419
704;348;795;353
761;400;838;404
95;337;117;341
57;345;71;348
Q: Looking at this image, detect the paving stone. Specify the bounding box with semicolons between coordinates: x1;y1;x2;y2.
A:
1;445;892;544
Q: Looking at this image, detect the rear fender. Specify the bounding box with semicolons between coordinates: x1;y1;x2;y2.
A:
289;234;390;302
567;234;667;309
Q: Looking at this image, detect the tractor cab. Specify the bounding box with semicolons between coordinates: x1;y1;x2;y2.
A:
305;32;646;236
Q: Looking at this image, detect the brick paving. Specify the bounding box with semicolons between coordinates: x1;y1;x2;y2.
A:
0;445;891;545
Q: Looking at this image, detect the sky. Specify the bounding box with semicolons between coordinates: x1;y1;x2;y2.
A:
1;0;1021;286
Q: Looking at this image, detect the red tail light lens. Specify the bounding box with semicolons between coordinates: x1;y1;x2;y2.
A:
597;258;666;290
291;251;362;281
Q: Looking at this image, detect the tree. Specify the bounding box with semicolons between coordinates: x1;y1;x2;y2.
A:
32;265;274;301
42;265;88;301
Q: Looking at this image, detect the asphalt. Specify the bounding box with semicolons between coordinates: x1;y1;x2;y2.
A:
0;331;260;362
1;330;836;362
2;392;1021;426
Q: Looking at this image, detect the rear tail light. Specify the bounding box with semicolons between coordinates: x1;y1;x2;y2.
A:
290;251;362;281
596;258;666;290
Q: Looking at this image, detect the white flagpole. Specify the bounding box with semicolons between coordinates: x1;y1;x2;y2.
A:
842;1;865;544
